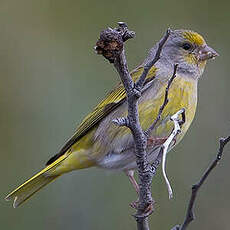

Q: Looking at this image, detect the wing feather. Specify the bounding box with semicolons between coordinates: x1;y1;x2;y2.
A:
46;66;156;165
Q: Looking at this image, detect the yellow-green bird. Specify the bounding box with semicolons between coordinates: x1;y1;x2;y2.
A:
5;29;218;208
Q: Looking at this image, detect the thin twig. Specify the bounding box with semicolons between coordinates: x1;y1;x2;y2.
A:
171;135;230;230
145;64;178;137
135;28;171;90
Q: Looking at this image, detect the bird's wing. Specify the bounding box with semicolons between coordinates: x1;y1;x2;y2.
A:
46;66;156;165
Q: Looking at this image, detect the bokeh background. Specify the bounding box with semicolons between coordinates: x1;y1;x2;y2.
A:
1;0;230;229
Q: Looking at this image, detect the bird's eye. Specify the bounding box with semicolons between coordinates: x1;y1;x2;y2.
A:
182;42;193;51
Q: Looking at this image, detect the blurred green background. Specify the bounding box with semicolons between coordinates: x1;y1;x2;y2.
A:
1;0;230;229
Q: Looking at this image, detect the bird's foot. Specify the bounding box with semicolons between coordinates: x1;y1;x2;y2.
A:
147;136;177;147
143;202;154;215
147;137;167;146
130;199;154;214
130;199;139;209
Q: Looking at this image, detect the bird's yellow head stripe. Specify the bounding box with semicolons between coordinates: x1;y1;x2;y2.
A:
182;31;205;46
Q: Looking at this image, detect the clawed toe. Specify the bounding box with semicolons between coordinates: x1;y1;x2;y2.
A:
130;199;154;215
144;203;154;215
130;199;139;209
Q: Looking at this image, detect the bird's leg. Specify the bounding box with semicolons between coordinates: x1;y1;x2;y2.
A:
125;170;139;209
125;170;154;213
125;170;139;194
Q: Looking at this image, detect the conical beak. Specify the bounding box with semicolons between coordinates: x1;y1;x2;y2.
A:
198;45;219;61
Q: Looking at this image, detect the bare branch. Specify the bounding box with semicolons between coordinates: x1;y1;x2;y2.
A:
136;218;150;230
171;135;230;230
96;23;174;230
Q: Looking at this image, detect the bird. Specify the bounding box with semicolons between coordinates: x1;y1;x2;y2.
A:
5;29;218;208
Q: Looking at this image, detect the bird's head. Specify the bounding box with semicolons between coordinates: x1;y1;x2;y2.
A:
159;29;219;79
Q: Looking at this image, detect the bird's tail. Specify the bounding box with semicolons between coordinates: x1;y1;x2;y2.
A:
5;154;68;208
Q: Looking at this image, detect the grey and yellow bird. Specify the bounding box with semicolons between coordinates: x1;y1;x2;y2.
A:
5;29;218;208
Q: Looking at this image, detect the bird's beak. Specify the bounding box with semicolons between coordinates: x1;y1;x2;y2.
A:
197;45;219;61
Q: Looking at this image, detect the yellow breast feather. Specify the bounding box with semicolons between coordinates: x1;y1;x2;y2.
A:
138;75;197;141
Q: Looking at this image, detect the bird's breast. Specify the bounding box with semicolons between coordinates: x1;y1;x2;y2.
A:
139;75;198;142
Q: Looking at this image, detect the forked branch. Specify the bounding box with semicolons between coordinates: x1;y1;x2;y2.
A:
171;135;230;230
96;22;181;230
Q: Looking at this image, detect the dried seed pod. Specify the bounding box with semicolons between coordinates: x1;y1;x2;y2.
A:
95;22;135;63
95;28;124;63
